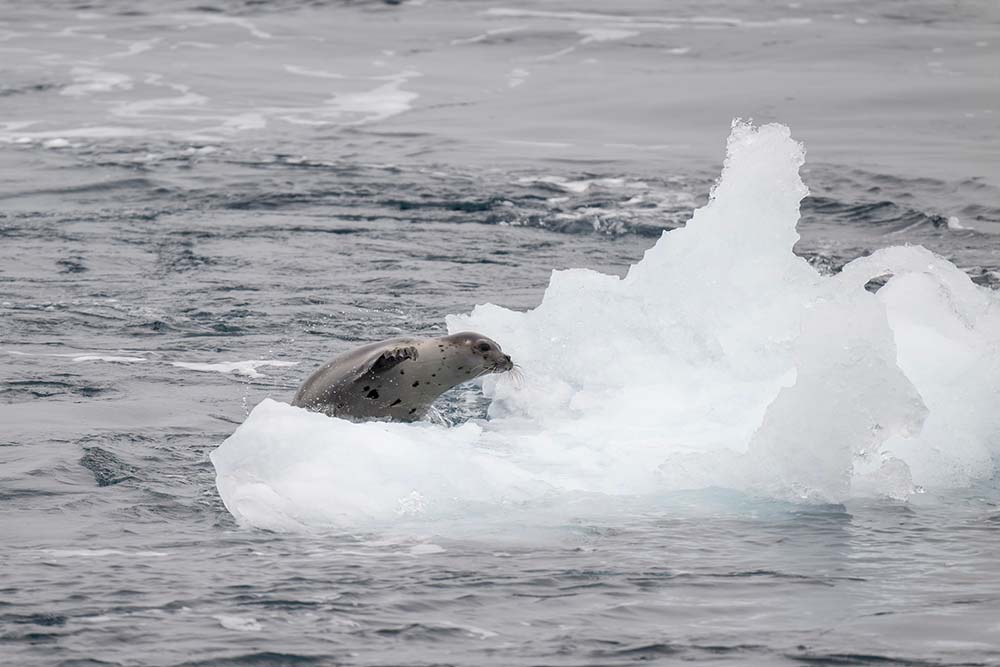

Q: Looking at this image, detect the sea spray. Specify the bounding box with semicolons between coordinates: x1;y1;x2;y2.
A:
211;122;1000;530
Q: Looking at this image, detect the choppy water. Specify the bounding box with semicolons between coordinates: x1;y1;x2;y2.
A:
3;1;1000;665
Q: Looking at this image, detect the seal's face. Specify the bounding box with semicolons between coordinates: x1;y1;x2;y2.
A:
444;332;513;375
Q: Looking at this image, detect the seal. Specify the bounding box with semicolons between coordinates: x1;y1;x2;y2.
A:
291;331;514;422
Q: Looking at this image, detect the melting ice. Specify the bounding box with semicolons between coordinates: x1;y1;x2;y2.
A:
211;122;1000;530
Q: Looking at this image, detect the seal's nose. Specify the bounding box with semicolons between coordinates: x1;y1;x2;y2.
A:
503;354;512;370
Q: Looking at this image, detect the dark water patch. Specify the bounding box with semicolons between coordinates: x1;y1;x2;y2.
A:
0;488;63;500
693;643;769;655
275;225;372;235
950;598;990;606
416;254;514;266
627;572;678;590
958;203;1000;225
177;308;256;336
181;323;247;336
380;195;515;214
697;569;837;585
801;196;949;232
222;192;338;211
0;630;66;643
0;612;67;626
167;229;219;240
511;591;577;599
0;82;59;97
54;154;694;236
0;178;160;201
372;622;485;640
592;642;682;658
126;320;175;335
77;385;110;397
154;239;219;274
80;446;139;487
964;267;1000;290
1;379;113;401
56;257;88;274
60;307;130;324
174;653;331;667
787;651;956;666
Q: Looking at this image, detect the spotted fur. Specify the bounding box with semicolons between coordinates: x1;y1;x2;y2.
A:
291;332;513;422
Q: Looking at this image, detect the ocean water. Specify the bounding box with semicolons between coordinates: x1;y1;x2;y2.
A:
3;1;1000;665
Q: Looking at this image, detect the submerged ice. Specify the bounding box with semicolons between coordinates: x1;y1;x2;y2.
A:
212;122;1000;530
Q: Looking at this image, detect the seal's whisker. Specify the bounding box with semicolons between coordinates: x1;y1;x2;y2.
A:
497;366;525;389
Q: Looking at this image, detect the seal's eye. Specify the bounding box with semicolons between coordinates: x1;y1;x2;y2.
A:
476;342;492;352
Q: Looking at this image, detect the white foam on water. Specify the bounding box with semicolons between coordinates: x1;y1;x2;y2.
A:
283;64;345;79
106;38;160;59
40;549;168;558
0;126;151;142
516;175;643;193
170;13;272;40
578;28;640;43
484;8;810;29
111;77;209;119
947;216;972;230
507;68;530;88
451;27;525;46
501;140;573;149
61;67;132;97
409;543;447;556
212;122;1000;531
432;621;499;639
214;615;262;632
172;360;298;379
322;71;421;125
77;615;114;624
5;350;147;363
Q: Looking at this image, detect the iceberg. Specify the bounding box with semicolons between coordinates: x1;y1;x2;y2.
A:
211;121;1000;530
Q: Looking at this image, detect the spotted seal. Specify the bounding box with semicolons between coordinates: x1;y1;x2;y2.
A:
291;332;514;422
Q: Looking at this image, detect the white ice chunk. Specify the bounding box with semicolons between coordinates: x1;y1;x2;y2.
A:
212;121;1000;531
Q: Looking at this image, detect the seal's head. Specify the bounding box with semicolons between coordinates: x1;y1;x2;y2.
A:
441;331;513;375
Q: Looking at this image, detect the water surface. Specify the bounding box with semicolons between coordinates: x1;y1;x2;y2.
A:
3;1;1000;665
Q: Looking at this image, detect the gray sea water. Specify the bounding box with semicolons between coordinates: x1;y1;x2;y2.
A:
3;1;1000;665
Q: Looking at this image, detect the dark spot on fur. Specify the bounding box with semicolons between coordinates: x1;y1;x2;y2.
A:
409;408;417;415
400;370;405;375
458;366;464;370
390;398;402;406
431;373;436;377
412;381;420;387
363;386;370;391
366;389;379;399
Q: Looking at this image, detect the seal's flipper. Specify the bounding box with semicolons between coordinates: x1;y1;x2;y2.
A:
367;345;419;375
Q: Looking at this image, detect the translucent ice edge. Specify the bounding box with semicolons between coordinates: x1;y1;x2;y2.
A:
211;121;1000;531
